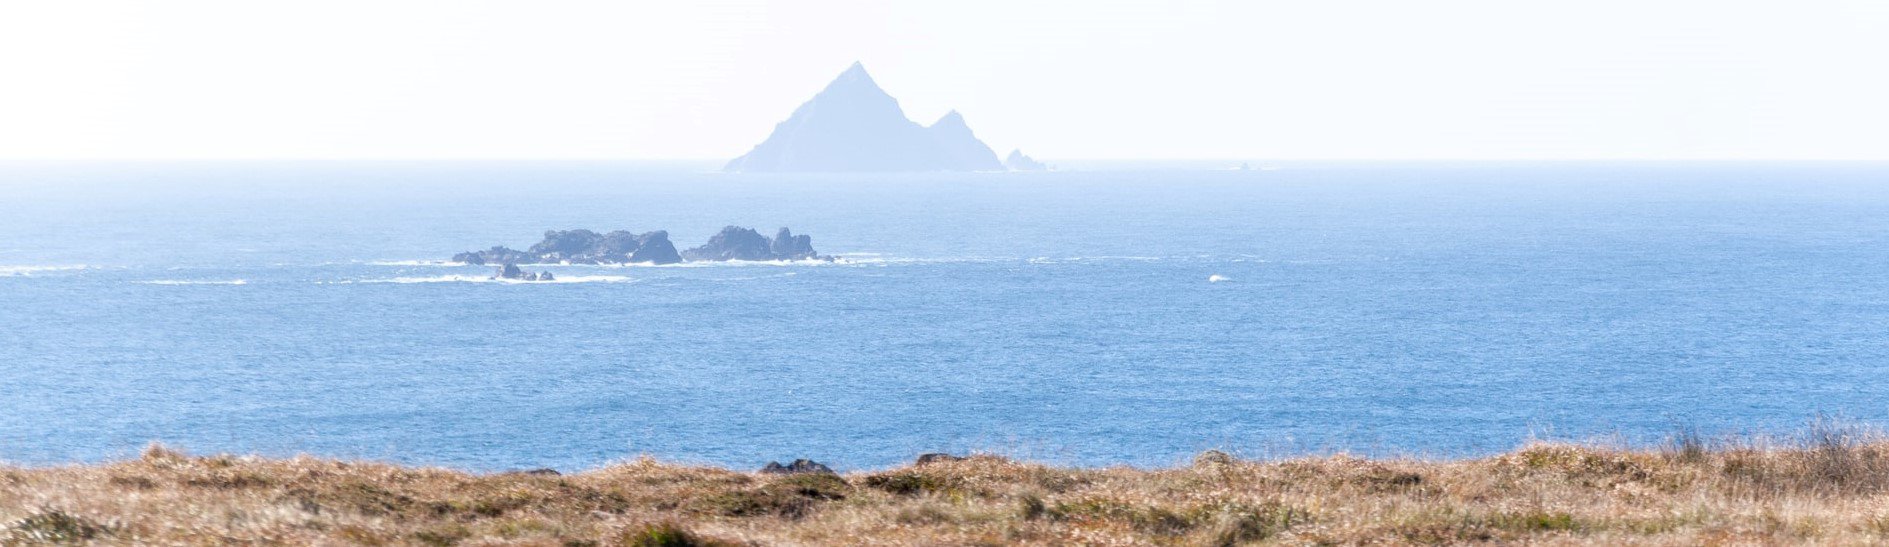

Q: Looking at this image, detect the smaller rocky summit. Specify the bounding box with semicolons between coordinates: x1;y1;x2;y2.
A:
494;263;554;282
759;459;835;475
1005;149;1049;171
681;227;826;262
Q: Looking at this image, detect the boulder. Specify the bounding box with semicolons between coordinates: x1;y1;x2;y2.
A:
915;453;964;465
503;468;561;476
759;459;835;475
494;263;541;281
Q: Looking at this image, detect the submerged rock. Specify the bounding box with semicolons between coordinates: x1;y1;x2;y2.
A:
759;459;835;475
494;263;551;281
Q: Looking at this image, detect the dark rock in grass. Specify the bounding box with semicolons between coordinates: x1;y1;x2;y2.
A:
916;453;964;465
1193;449;1235;466
759;459;835;475
497;468;560;477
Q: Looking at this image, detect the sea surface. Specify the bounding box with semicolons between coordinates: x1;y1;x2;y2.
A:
3;161;1888;471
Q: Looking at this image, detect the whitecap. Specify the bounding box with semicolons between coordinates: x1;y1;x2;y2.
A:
0;265;88;276
139;279;248;286
1208;274;1232;283
704;272;801;282
363;259;460;267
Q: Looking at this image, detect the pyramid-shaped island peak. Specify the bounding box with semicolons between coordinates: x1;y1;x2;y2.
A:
725;62;1007;173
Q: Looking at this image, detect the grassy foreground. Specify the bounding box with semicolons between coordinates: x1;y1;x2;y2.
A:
5;438;1889;546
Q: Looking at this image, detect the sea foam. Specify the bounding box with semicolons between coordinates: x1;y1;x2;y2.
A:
139;279;249;286
0;265;89;276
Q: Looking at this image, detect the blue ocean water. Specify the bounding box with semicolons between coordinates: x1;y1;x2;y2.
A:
3;161;1888;471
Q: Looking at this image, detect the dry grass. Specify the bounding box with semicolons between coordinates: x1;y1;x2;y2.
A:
6;429;1889;545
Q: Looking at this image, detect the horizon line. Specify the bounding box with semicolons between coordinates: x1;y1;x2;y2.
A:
5;157;1889;163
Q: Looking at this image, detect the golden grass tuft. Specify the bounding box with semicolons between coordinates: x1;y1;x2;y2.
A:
5;434;1889;545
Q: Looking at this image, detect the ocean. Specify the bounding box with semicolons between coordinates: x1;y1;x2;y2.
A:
3;161;1887;471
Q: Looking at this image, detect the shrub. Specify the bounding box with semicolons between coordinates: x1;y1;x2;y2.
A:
2;510;112;543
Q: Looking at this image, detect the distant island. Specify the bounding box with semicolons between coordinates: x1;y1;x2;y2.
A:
453;226;826;278
725;62;1041;173
1005;149;1049;171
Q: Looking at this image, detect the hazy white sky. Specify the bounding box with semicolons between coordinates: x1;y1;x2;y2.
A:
3;0;1887;160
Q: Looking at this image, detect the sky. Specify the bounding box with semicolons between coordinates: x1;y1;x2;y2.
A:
2;0;1887;161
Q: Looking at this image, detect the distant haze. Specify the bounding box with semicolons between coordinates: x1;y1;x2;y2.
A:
3;0;1887;160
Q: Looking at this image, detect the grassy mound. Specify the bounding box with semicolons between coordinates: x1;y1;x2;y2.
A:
6;433;1889;545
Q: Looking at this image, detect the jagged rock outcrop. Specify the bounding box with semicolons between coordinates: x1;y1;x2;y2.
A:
454;229;680;265
681;226;825;262
454;226;821;265
770;228;816;259
453;246;534;266
1005;149;1048;171
494;263;554;282
724;62;1004;173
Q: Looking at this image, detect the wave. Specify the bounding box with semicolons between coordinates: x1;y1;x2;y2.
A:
1027;256;1165;264
139;279;249;286
0;265;89;276
702;272;800;282
350;274;639;285
363;260;459;267
1208;274;1232;283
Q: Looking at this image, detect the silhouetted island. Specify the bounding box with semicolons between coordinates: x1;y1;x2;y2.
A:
452;226;826;268
1005;149;1049;171
724;62;1005;173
